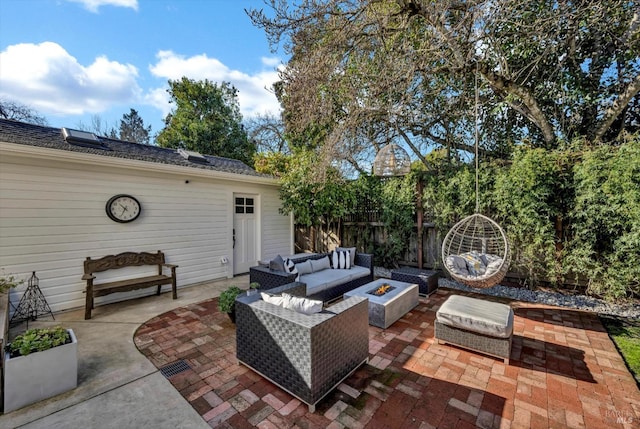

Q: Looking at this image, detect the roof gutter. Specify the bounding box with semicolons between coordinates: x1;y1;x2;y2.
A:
0;141;279;186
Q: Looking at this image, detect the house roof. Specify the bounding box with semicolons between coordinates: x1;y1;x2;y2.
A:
0;119;269;178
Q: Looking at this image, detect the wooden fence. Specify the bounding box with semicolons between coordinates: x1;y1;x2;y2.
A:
294;221;442;269
294;221;591;290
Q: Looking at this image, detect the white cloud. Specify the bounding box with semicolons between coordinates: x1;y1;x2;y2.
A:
0;42;141;116
148;50;282;119
261;57;282;68
66;0;138;13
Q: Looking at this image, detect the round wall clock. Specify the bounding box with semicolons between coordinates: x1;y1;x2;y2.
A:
106;194;141;223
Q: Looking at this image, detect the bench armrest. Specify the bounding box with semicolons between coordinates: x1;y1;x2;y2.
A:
82;274;96;280
163;264;178;269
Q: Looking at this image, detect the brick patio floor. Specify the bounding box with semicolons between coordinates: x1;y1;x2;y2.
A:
134;288;639;428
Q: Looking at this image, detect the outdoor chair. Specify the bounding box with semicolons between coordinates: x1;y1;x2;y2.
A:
235;282;369;412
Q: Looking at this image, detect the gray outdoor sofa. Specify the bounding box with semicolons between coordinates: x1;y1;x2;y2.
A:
235;282;370;412
249;251;374;302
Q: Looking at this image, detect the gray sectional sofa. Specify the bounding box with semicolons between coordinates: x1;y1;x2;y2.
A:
249;251;374;302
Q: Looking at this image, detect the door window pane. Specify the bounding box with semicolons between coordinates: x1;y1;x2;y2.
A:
235;196;254;214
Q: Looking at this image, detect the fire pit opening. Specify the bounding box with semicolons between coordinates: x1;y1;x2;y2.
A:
368;283;396;296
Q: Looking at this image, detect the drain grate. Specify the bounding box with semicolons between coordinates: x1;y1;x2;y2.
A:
160;359;191;378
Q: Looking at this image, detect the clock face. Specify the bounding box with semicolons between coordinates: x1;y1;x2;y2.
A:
106;194;141;223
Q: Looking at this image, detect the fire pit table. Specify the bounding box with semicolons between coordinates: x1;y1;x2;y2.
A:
344;278;418;329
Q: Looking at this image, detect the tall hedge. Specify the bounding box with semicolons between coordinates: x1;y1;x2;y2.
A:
420;134;639;301
565;136;640;300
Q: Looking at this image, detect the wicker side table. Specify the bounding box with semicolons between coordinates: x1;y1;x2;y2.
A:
391;267;439;296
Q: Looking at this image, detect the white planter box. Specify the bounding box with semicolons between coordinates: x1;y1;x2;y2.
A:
4;328;77;413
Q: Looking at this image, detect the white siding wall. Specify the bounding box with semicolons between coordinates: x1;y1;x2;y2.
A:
0;153;291;313
260;186;294;261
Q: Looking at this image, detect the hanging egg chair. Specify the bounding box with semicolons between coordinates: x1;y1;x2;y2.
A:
441;69;511;289
441;213;511;288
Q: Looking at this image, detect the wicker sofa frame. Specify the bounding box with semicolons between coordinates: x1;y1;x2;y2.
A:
249;252;374;302
235;282;370;412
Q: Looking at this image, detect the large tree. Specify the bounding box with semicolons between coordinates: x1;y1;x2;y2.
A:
249;0;640;172
245;112;289;153
119;108;152;144
156;78;255;165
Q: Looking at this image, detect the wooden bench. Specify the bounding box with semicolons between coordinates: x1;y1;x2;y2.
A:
82;251;178;320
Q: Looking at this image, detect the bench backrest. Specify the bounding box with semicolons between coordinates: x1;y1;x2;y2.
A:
84;251;165;274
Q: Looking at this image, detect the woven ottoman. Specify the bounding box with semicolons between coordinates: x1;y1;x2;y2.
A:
435;295;513;364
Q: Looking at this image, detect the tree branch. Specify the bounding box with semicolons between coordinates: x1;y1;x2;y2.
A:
397;127;429;167
477;62;556;145
593;73;640;142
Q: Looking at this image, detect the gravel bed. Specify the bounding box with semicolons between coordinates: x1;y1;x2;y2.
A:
374;267;640;319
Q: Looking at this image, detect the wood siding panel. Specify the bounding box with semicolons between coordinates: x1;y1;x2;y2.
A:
0;155;289;313
260;186;292;260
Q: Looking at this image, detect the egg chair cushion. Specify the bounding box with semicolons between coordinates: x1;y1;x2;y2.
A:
445;255;470;276
461;251;485;276
446;253;504;280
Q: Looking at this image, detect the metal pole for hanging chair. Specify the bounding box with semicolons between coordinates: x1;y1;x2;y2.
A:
475;67;480;214
416;179;424;269
439;63;512;289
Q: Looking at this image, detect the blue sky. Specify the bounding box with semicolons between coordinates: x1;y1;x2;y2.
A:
0;0;283;136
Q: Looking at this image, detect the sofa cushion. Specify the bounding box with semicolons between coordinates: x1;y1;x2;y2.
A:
302;269;350;295
261;292;285;307
337;247;356;266
301;265;370;296
310;255;331;272
348;265;370;280
269;254;285;272
281;293;323;315
295;259;313;275
436;295;514;338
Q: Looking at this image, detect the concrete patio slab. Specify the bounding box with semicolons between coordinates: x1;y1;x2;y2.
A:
0;277;243;428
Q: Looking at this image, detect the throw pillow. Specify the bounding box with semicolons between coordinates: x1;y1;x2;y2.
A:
310;255;331;272
461;252;485;276
445;255;469;276
484;254;504;275
269;254;285;272
261;292;285;307
337;246;356;266
283;258;300;281
295;259;313;275
331;250;351;269
281;293;323;315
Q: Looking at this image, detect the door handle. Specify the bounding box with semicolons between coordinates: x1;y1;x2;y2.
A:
233;228;236;248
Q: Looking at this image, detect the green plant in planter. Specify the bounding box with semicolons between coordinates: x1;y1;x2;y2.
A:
8;326;71;357
0;269;24;294
218;286;244;314
249;282;260;290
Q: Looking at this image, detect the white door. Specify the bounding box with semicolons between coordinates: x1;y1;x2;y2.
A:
233;194;257;274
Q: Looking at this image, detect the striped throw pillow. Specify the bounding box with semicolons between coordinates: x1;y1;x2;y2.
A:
331;250;351;269
283;258;299;281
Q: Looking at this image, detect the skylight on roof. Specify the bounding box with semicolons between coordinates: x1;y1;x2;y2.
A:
62;128;100;145
177;148;208;163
